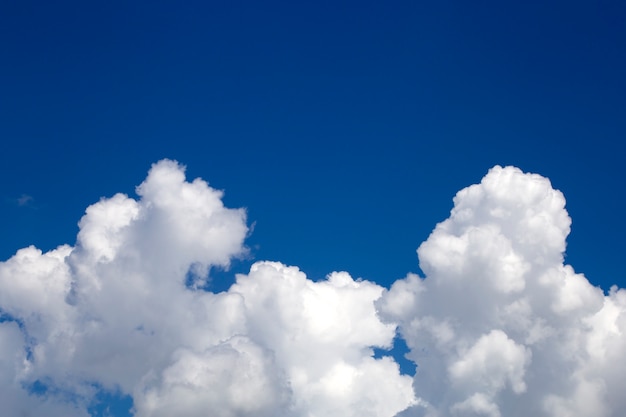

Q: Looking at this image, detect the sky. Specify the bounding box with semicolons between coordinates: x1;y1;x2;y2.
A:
1;1;625;416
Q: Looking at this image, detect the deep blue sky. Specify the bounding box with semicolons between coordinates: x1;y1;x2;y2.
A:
2;0;625;293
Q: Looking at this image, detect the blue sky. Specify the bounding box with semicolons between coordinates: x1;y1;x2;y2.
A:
1;1;625;416
2;0;624;288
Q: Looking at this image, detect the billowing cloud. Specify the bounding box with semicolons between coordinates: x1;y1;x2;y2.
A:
0;159;413;417
379;166;626;417
0;161;624;417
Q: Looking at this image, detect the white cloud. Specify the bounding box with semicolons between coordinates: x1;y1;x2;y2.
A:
1;162;624;417
134;336;292;417
379;165;626;417
228;262;415;417
0;159;414;417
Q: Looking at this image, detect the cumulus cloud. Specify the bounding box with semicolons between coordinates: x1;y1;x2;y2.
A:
0;159;413;417
379;165;626;417
0;161;624;417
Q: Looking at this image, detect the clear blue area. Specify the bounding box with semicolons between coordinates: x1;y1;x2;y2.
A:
27;380;49;396
88;390;134;417
24;379;134;417
1;1;625;415
373;335;417;376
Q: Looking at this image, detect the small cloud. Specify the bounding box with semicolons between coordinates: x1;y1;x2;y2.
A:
16;194;34;207
3;194;36;208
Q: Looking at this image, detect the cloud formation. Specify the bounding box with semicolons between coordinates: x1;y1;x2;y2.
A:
379;166;626;417
0;161;624;417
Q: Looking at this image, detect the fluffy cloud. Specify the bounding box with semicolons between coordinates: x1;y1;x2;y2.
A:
379;166;626;417
0;159;413;417
0;162;624;417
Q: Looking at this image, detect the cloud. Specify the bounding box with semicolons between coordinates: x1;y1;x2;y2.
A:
0;159;414;417
379;166;626;417
17;194;34;206
0;162;624;417
3;193;35;208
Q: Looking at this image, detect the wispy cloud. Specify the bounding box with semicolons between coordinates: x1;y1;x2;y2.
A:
3;193;35;208
16;194;34;206
0;161;623;417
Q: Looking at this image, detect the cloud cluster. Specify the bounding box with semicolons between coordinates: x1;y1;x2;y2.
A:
0;161;624;417
0;160;413;417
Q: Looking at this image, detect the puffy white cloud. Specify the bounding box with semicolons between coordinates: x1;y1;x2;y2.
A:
379;165;626;417
0;159;414;417
134;336;291;417
229;262;415;417
1;162;624;417
0;321;88;417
